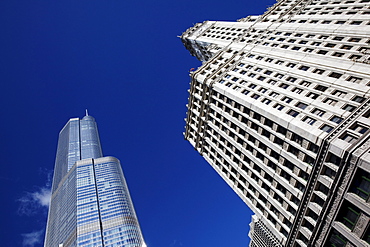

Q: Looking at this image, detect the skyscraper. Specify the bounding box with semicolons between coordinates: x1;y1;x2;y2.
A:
44;114;146;247
181;0;370;246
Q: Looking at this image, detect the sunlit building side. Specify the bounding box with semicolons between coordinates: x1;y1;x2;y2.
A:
180;0;370;246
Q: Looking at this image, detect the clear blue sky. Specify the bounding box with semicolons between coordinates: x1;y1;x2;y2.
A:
0;0;276;246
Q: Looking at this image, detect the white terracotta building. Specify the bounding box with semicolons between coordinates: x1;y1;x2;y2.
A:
180;0;370;246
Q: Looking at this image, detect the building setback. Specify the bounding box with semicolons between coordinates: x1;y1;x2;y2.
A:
180;0;370;246
44;114;146;247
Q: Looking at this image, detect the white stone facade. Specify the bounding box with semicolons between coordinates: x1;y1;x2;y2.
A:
181;0;370;246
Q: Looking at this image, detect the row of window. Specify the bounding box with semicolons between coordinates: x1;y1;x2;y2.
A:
203;134;298;232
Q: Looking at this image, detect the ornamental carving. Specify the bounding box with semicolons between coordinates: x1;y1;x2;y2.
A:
353;214;369;236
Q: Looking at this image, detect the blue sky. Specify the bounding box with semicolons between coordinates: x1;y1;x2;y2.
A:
0;0;275;246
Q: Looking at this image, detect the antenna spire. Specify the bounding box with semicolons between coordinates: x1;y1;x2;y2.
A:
85;109;89;116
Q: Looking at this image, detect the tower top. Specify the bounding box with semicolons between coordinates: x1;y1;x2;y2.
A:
85;109;89;116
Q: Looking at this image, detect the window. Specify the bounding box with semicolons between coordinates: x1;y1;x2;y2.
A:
304;48;314;53
251;94;260;99
315;85;328;92
350;21;362;25
264;70;273;75
248;84;257;89
340;45;353;50
343;104;356;112
326;229;347;247
287;110;299;117
279;83;289;89
282;97;292;103
321;125;333;133
324;98;338;106
287;63;296;68
262;98;271;105
317;50;328;55
333;36;344;41
351;124;369;134
350;169;370;200
341;133;358;144
312;42;321;46
275;73;284;79
352;96;365;103
349;54;362;59
337;202;360;230
312;108;325;116
336;21;346;24
325;43;336;48
333;90;346;97
307;92;319;99
274;104;285;111
328;72;343;79
242;89;250;95
332;52;345;57
270;92;279;98
299;66;310;71
292;87;303;94
257;76;266;81
259;88;267;93
303;117;316;125
248;73;256;78
300;81;311;87
330;116;343;124
347;76;362;83
296;102;308;109
348;37;361;42
287;77;297;82
313;69;325;74
276;60;284;65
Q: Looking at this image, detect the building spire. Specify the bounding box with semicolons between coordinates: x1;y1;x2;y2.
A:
85;109;89;116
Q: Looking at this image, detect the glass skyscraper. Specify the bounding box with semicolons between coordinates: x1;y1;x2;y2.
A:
45;114;146;247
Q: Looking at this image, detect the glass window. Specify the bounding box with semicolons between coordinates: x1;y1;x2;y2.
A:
326;229;347;247
312;108;325;116
287;110;299;117
274;104;284;111
303;117;316;125
331;116;343;124
337;202;360;230
343;104;356;112
350;169;370;200
352;96;365;103
296;102;308;109
321;125;333;133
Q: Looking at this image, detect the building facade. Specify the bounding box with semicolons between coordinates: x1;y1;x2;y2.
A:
44;115;146;247
181;0;370;246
